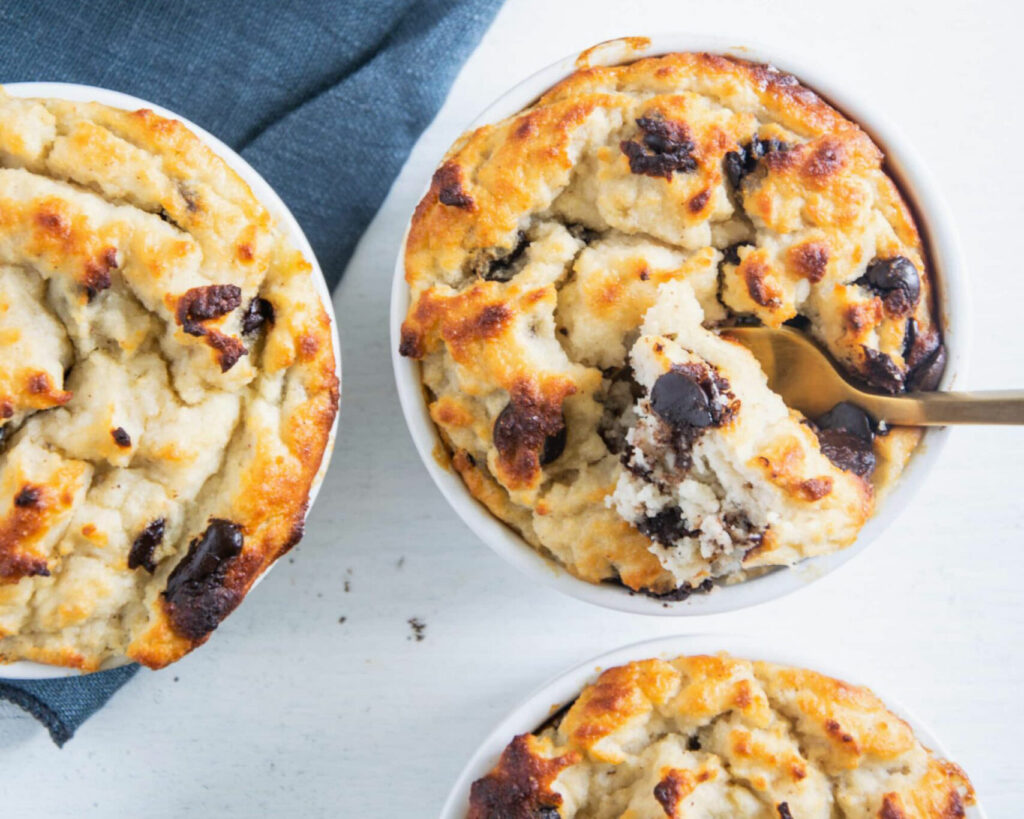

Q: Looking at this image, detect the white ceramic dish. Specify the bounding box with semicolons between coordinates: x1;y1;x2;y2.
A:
390;35;970;616
440;633;986;818
1;82;342;680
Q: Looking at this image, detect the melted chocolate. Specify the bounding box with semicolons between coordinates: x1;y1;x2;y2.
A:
163;519;244;640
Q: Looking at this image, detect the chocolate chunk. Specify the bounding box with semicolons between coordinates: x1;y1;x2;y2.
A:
861;347;905;394
636;506;692;547
163;519;244;640
539;422;567;466
480;231;529;282
178;182;200;213
492;393;566;480
433;162;474;209
720;242;752;267
176;285;242;336
566;223;599;244
817;430;876;477
83;247;117;301
128;518;165;573
815;402;876;477
241;297;274;335
817;402;875;441
651;371;713;429
205;330;248;372
857;256;920;317
111;427;131;448
14;485;40;508
620;117;698;179
907;341;947;391
724;138;788;188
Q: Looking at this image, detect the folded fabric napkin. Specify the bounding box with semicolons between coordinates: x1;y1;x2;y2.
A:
0;0;502;745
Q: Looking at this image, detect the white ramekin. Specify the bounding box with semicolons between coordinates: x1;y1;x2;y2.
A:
390;35;969;616
440;633;986;818
1;83;342;680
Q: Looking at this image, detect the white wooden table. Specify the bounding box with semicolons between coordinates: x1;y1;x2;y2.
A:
3;1;1022;815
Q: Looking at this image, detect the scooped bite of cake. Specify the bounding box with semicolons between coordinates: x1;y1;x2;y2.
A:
610;282;872;591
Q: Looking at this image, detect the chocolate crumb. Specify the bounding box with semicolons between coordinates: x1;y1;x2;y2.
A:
338;616;347;625
111;427;132;448
408;617;426;642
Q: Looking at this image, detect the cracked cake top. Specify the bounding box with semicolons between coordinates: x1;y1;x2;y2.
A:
0;88;339;670
400;51;943;597
467;654;975;818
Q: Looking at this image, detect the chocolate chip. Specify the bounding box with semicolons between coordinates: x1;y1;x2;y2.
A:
777;804;794;819
13;486;40;508
860;347;905;393
620;116;698;179
128;518;165;573
539;422;567;466
164;519;244;640
724;138;788;188
650;371;713;428
176;285;242;336
906;341;947;391
636;506;693;547
111;427;131;448
241;297;274;335
858;256;921;317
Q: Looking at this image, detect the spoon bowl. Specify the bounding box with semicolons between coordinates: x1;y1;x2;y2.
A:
725;326;1023;426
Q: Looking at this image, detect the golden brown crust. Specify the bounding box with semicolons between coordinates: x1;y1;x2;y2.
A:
468;655;976;818
401;48;942;595
0;87;338;670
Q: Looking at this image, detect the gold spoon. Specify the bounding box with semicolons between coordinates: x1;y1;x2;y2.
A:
723;326;1024;425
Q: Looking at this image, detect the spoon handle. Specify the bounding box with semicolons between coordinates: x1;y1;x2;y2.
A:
861;390;1024;426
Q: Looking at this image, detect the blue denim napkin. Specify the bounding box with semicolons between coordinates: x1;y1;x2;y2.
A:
0;0;502;745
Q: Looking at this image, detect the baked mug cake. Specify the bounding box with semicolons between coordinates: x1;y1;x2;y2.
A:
399;50;946;599
0;88;339;670
467;653;976;818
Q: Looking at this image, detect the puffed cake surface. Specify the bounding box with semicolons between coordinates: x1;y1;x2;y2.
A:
468;654;975;818
0;88;339;670
400;51;942;596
